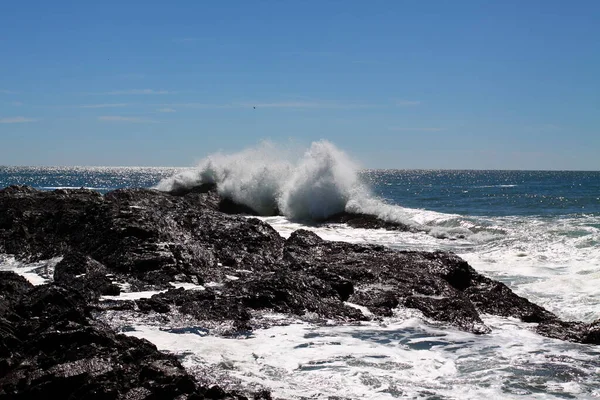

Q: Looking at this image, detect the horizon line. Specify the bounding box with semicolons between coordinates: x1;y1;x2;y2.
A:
0;165;598;173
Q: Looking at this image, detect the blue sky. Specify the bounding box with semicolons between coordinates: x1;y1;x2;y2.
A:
1;1;599;169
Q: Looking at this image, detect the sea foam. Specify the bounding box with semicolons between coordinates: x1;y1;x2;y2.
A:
157;140;387;222
156;141;490;239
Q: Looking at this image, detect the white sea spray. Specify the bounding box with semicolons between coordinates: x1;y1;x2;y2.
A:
157;140;417;227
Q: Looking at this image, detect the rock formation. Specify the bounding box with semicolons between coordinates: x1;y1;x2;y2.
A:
1;184;598;397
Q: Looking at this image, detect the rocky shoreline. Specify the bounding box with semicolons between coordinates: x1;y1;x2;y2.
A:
1;185;598;399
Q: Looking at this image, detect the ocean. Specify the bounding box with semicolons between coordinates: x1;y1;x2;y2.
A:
1;149;599;399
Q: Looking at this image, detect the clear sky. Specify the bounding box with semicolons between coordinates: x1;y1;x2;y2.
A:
1;1;599;170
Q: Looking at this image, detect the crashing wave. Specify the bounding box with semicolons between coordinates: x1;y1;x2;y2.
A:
157;140;478;238
157;141;379;221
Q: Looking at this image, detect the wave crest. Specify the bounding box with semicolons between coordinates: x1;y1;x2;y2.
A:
156;140;498;240
156;140;369;221
279;141;362;220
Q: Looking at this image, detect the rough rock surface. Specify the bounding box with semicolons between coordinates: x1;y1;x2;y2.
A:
0;271;268;399
0;186;284;289
54;252;121;300
1;184;598;341
1;184;599;397
322;211;414;231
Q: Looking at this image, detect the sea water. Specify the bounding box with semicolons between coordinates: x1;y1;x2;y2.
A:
1;142;599;399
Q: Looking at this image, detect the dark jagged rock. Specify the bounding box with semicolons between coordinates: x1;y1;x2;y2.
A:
0;272;33;374
281;229;600;341
283;230;490;333
0;186;107;261
537;319;600;344
54;252;121;300
137;287;254;333
168;182;264;216
0;182;598;399
1;186;597;341
463;276;556;323
135;269;365;336
168;182;218;196
217;197;264;216
171;183;406;227
1;186;284;288
0;271;32;300
322;211;414;231
0;271;260;399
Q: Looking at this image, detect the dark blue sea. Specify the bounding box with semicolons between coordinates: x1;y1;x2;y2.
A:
1;166;598;217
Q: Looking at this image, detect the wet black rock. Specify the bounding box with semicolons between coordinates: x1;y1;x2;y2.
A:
169;183;410;229
0;271;261;399
537;319;600;344
0;271;32;301
137;268;365;334
463;276;556;323
0;186;107;261
283;230;490;333
0;185;284;288
0;183;598;398
0;272;33;374
322;211;414;231
168;182;267;216
54;252;121;300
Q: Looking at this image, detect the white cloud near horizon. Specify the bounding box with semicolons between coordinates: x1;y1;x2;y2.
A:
396;100;422;106
526;123;561;131
159;103;233;109
389;127;444;132
98;116;158;123
100;89;172;95
155;101;380;110
157;108;176;113
116;73;147;79
0;116;36;123
173;37;210;43
280;51;339;57
351;60;383;65
80;103;130;108
239;101;377;109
